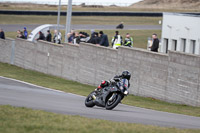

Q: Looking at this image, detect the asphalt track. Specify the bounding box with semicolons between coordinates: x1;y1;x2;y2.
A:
0;76;200;129
0;24;162;32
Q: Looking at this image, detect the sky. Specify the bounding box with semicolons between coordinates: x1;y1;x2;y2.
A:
0;0;143;6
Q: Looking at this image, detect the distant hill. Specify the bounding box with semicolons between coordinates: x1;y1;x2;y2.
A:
131;0;200;10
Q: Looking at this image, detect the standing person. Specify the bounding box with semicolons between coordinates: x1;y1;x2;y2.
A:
124;33;133;47
23;27;28;39
46;30;52;42
0;29;5;39
36;31;45;41
97;31;109;47
53;30;62;44
149;33;159;52
111;31;123;49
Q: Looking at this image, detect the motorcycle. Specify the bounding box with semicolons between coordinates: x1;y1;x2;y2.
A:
85;79;128;110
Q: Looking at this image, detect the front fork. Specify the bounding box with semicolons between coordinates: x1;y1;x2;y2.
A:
92;94;96;100
108;93;117;101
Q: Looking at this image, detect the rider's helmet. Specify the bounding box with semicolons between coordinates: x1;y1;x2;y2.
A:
121;71;131;80
100;80;109;88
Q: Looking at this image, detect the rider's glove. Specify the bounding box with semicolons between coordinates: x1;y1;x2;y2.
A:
124;90;129;95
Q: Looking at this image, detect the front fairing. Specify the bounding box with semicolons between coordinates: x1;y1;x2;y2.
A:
95;85;123;107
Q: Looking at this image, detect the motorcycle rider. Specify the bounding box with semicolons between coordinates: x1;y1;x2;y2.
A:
95;71;131;95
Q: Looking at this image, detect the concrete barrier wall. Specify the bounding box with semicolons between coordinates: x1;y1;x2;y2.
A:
0;38;14;64
0;38;199;106
167;51;200;106
118;47;169;99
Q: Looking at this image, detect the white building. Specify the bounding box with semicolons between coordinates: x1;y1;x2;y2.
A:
161;13;200;55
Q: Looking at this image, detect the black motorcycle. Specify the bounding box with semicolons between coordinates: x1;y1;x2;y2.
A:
85;80;128;110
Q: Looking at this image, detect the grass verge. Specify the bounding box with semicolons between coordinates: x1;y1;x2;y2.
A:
0;62;200;117
0;15;162;25
0;105;200;133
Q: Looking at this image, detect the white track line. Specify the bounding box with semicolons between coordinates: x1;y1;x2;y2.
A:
0;76;85;98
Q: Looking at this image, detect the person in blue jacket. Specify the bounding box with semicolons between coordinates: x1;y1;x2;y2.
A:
23;27;28;39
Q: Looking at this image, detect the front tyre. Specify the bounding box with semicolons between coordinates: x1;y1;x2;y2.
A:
85;91;96;108
105;93;122;110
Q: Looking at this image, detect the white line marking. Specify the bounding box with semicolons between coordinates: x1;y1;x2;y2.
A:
0;76;85;98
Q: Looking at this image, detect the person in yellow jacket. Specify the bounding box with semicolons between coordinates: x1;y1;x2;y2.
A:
123;33;133;47
111;31;123;49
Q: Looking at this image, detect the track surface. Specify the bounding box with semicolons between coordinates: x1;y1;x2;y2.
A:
0;24;162;32
0;76;200;129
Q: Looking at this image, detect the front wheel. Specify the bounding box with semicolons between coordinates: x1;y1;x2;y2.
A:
85;91;96;108
105;93;122;110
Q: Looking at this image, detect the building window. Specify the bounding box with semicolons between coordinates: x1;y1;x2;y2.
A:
190;40;196;54
181;38;186;52
172;40;177;51
164;38;168;53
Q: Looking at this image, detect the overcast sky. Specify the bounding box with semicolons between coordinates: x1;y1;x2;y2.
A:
1;0;143;6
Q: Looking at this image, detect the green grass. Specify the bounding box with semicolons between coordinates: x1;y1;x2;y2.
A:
1;105;200;133
5;30;161;49
0;63;94;96
0;62;200;117
0;15;162;25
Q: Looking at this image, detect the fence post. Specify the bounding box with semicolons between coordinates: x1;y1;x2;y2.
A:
10;40;15;65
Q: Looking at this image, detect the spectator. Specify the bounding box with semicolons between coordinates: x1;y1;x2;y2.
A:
0;29;5;39
67;30;75;43
79;31;90;42
37;31;45;41
88;32;100;44
97;31;109;47
16;30;25;39
73;32;80;44
123;33;133;47
23;27;28;39
93;32;101;44
87;31;96;44
116;22;124;29
53;30;62;44
111;31;123;49
149;33;159;52
46;30;52;42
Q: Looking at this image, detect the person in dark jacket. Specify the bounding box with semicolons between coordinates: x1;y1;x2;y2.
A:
149;33;159;52
37;31;45;41
98;31;109;47
88;32;101;44
46;30;52;42
87;31;96;44
0;29;5;39
94;32;101;44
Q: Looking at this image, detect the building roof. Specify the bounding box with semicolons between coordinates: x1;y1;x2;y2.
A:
163;12;200;18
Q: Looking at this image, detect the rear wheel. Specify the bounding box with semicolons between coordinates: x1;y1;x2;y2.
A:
105;93;122;110
85;91;96;107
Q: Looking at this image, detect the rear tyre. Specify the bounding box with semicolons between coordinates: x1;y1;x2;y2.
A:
105;93;122;110
85;91;96;108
